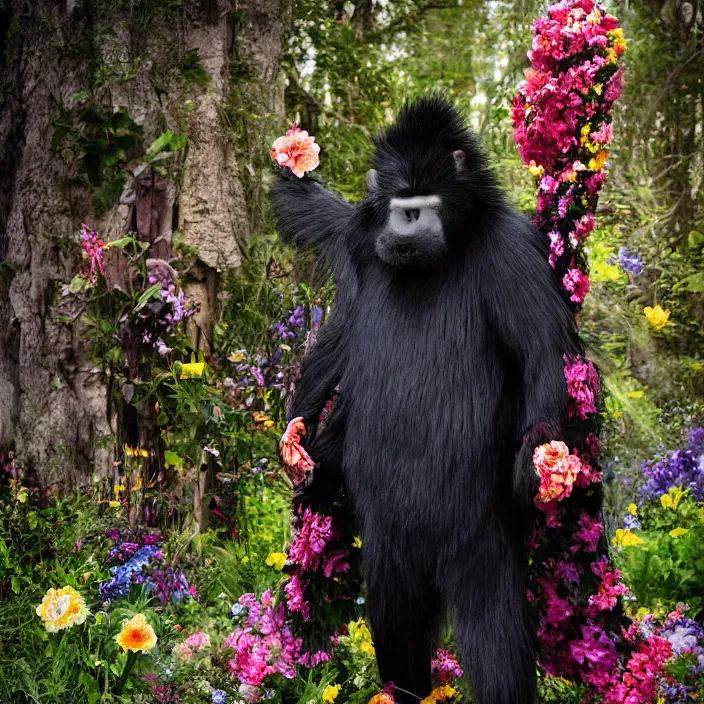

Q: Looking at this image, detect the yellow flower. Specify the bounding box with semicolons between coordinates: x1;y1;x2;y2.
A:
323;684;341;702
241;555;250;564
348;619;375;656
660;488;684;510
669;527;689;538
609;28;628;54
420;686;458;704
528;160;544;177
593;83;603;96
139;448;150;458
353;536;363;549
109;500;121;508
580;123;598;152
124;445;137;457
613;529;644;547
115;613;157;653
114;483;126;495
132;476;143;492
266;552;287;571
36;586;89;632
644;305;671;331
228;350;246;363
628;503;638;517
587;149;608;172
180;362;205;379
83;571;92;583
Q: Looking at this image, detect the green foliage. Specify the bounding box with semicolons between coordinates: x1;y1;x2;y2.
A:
613;490;704;618
53;100;144;214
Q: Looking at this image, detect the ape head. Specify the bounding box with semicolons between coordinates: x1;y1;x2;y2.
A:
365;96;500;270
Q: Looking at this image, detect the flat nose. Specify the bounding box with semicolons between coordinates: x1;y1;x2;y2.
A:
404;209;420;222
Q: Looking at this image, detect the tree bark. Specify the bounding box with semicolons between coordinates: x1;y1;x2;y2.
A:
0;0;290;490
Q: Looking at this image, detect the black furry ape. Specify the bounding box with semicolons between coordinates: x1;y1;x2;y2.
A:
271;97;579;704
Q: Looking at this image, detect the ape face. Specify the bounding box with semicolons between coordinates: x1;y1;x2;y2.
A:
367;150;468;270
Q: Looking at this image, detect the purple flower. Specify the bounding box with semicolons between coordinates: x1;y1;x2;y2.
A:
311;306;324;330
250;366;265;387
622;515;641;530
639;429;704;503
617;246;643;276
212;690;227;704
155;338;172;355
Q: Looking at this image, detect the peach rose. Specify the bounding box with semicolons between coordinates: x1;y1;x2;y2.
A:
280;416;315;483
271;126;320;178
533;440;583;503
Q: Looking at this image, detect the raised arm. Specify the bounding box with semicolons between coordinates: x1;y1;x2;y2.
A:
481;211;580;506
270;173;358;431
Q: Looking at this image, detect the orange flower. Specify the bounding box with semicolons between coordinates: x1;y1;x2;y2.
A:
280;417;315;482
271;126;320;178
533;440;583;503
115;613;157;653
368;694;395;704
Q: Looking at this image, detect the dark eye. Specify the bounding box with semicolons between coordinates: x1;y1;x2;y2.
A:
396;243;413;257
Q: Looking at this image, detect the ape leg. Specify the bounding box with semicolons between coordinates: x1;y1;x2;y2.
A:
364;532;441;704
448;523;536;704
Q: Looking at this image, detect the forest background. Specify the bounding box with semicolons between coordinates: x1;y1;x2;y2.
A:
0;0;703;702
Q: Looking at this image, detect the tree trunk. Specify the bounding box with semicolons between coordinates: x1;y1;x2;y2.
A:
0;0;290;491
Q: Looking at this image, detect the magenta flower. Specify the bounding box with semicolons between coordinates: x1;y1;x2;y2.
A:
562;267;591;304
80;223;107;283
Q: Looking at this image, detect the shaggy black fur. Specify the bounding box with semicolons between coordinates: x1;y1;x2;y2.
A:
270;96;579;704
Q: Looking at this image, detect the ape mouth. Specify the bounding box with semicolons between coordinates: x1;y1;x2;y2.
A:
396;243;414;258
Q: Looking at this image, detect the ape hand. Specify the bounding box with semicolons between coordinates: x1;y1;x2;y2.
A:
280;417;315;484
513;423;554;508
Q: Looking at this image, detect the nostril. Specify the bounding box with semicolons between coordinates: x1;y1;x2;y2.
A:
404;209;420;222
396;243;413;257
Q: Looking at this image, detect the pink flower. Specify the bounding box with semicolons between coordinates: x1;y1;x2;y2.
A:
322;550;350;578
604;65;625;102
587;557;629;615
173;642;193;659
533;440;584;503
548;231;565;268
564;354;601;420
184;631;211;649
270;126;320;178
563;267;591;304
284;574;310;621
431;648;464;685
288;507;334;573
81;223;107;283
571;511;602;553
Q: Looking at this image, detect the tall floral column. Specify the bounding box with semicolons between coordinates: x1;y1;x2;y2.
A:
512;2;678;701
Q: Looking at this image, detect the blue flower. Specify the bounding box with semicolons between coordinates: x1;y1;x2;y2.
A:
212;690;227;704
617;246;643;276
231;603;245;618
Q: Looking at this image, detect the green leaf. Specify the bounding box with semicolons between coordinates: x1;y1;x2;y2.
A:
163;450;183;470
132;283;162;313
687;229;704;248
675;272;704;293
104;236;137;250
11;576;20;594
68;274;90;294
